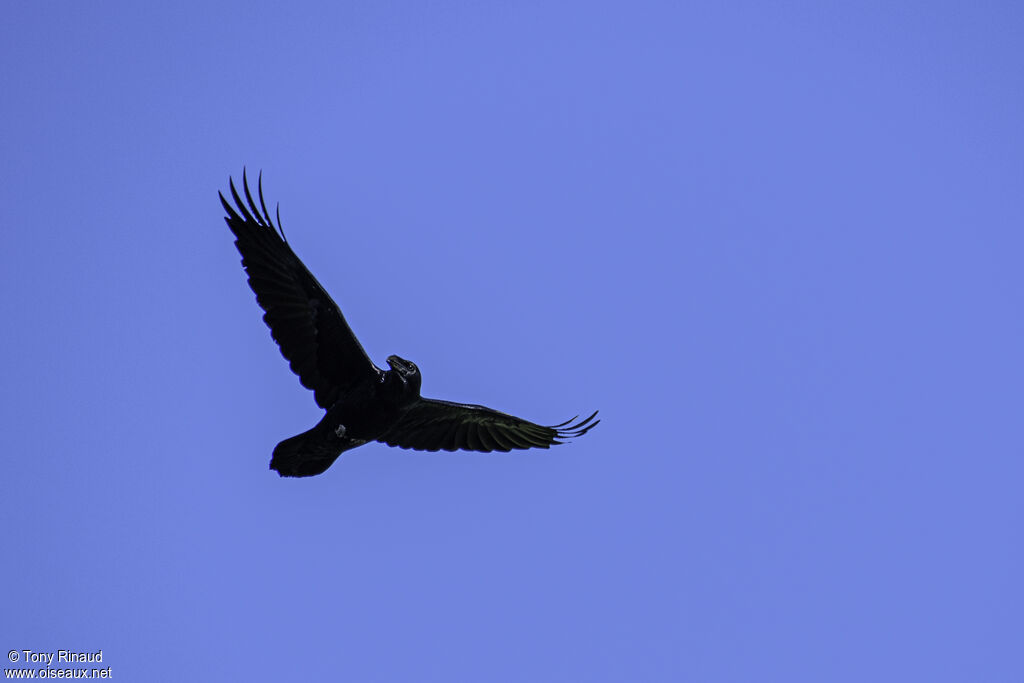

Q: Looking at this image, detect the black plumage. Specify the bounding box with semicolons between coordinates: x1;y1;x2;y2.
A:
220;170;599;477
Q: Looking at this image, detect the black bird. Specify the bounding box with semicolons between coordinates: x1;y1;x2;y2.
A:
220;171;599;477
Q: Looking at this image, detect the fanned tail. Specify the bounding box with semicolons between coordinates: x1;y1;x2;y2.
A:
270;417;367;477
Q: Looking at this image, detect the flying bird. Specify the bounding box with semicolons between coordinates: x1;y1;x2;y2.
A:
220;171;599;477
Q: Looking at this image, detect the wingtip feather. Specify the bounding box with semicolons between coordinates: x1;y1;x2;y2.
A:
242;169;266;227
228;176;257;225
549;410;600;441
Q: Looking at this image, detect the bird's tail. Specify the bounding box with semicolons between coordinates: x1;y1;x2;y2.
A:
270;420;366;477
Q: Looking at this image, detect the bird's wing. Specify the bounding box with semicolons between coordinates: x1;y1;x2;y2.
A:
220;170;381;409
378;399;599;452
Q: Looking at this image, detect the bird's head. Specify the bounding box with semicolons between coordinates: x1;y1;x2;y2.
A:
386;355;422;395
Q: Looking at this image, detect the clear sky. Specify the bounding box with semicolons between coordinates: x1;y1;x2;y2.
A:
2;1;1021;681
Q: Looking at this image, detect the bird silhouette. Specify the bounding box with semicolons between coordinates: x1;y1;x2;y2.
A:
220;170;598;476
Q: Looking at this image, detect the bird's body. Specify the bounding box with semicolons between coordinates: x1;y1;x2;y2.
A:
271;366;411;477
220;171;598;477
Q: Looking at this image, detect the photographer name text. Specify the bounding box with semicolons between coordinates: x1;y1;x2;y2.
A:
14;651;103;665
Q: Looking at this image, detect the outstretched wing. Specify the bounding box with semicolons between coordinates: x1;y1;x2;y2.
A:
220;170;381;409
378;400;599;452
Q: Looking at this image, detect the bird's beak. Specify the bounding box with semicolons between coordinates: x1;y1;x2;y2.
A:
386;357;398;370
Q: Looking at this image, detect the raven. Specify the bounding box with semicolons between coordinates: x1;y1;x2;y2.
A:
220;171;599;477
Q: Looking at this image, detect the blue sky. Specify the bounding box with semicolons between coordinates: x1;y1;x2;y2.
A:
2;1;1021;680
